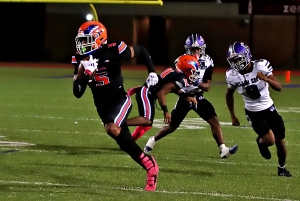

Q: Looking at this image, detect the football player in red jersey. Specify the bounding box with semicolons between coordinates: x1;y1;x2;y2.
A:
144;34;238;159
126;55;200;141
72;21;160;191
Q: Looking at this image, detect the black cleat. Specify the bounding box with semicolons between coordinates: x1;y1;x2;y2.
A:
278;167;292;177
256;137;271;159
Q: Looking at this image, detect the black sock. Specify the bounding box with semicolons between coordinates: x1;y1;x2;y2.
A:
112;124;147;170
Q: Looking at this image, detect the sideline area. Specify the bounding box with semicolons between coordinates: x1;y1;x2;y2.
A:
0;62;300;76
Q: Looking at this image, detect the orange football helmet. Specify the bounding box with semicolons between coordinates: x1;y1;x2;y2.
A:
175;55;201;83
75;21;107;55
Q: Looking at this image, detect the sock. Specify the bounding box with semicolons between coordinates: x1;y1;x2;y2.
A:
139;152;155;172
278;165;285;169
112;124;147;170
219;144;226;151
132;126;152;141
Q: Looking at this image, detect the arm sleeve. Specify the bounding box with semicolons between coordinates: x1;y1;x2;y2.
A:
133;46;155;73
118;46;132;61
202;67;213;82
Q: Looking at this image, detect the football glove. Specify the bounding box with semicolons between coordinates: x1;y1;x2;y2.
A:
146;72;159;87
80;55;99;76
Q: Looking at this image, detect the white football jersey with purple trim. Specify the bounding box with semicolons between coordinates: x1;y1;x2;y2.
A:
226;59;274;111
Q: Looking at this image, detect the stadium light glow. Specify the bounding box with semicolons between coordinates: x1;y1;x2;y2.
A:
86;13;93;21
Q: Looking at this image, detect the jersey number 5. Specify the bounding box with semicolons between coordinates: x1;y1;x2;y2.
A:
94;71;110;86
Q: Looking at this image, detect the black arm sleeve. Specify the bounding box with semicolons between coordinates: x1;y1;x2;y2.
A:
133;46;155;73
202;66;213;82
119;46;132;61
73;75;89;98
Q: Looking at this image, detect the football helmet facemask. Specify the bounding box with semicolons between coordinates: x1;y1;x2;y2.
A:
227;41;252;72
184;34;206;60
75;21;107;55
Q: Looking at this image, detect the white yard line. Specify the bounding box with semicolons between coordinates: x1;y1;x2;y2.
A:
0;141;35;146
0;113;100;121
0;103;85;110
172;157;298;168
0;180;296;201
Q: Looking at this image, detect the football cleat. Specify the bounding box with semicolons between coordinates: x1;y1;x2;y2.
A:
256;137;271;159
145;156;159;191
278;167;292;177
220;144;238;158
144;136;156;154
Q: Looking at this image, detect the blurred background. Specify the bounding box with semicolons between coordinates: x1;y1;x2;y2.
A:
0;0;300;69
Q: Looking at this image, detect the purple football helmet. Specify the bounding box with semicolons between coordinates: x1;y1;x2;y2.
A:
184;34;206;59
227;41;252;72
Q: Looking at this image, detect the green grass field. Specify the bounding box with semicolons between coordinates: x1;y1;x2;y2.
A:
0;66;300;201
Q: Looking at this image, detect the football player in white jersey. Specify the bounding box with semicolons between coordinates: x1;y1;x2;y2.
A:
225;41;291;177
144;34;238;158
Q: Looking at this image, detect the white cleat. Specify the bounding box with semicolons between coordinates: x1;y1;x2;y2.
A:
220;145;238;158
144;136;156;154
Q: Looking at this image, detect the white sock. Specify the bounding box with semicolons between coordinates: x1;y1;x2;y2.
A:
219;144;226;151
146;136;156;148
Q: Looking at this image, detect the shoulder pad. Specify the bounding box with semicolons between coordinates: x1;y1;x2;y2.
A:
106;39;118;48
202;54;214;68
225;68;237;83
106;40;128;54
